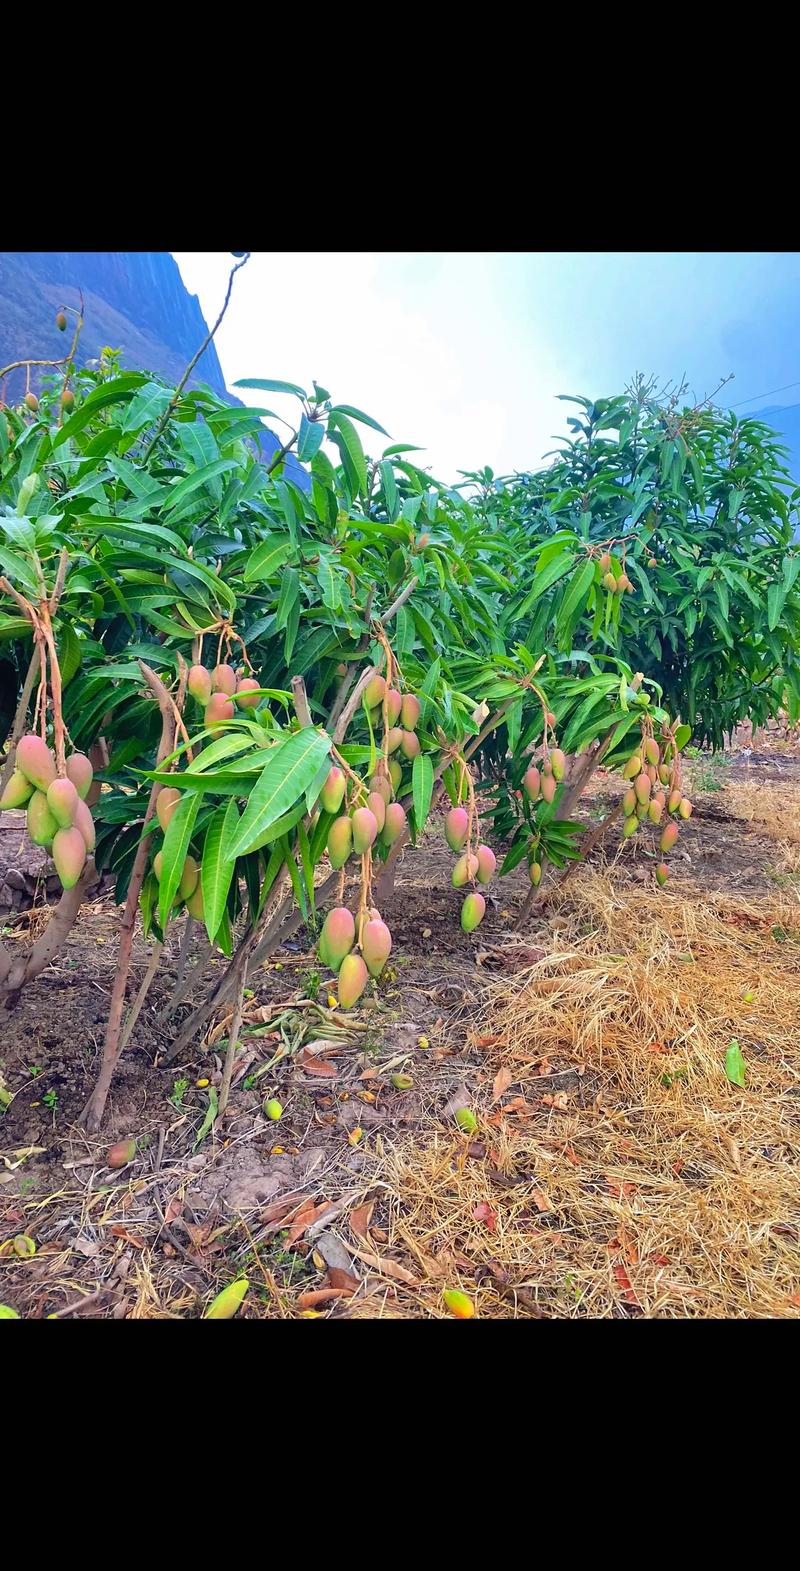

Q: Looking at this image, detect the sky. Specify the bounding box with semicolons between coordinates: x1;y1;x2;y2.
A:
172;252;800;483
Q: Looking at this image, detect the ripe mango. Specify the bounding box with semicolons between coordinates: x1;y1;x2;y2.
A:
362;917;392;977
622;753;641;781
541;773;557;804
46;776;79;829
65;752;93;800
188;664;212;705
603;571;617;592
668;788;682;813
0;769;34;809
383;802;407;845
328;816;353;868
61;387;75;413
387;726;404;753
24;391;39;413
369;772;392;803
658;763;671;785
523;766;540;802
618;573;633;592
660;822;679;853
386;688;402;725
16;734;56;792
542;759;553;776
529;860;542;886
644;738;661;768
179;856;199;900
655;863;669;886
599;552;612;572
645;764;658;786
351;806;378;853
321;766;346;815
401;693;420;730
445;806;469;851
364;674;386;710
156;786;181;832
186;880;204;920
366;790;386;833
443;1288;475;1319
27;790;58;845
475;845;496;884
634;773;651;806
56;310;67;331
235;676;261;709
388;760;402;792
549;748;566;782
622;788;637;817
106;1139;136;1169
461;892;485;932
678;797;693;819
400;730;420;760
52;825;87;888
452;852;479;887
622;814;639;838
211;663;237;696
338;953;369;1009
204;693;235;727
636;800;649;820
648;798;663;825
319;907;355;972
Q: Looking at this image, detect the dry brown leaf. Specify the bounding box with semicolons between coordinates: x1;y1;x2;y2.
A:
296;1288;350;1310
163;1196;183;1225
542;1092;570;1112
109;1226;145;1249
531;1188;551;1214
346;1242;419;1285
474;1034;508;1049
612;1260;640;1307
327;1267;360;1294
301;1051;338;1077
492;1065;515;1103
286;1199;333;1246
349;1199;375;1242
472;1201;498;1233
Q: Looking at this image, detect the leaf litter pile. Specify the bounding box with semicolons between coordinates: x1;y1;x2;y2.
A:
1;753;799;1319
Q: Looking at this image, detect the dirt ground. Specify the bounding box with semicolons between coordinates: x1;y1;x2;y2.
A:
1;743;799;1319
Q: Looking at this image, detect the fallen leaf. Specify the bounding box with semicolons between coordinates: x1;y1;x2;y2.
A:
649;1252;670;1267
606;1178;637;1199
110;1226;145;1249
474;1034;508;1049
612;1260;640;1307
296;1288;350;1310
492;1065;515;1103
564;1145;579;1166
472;1202;497;1233
349;1200;376;1242
327;1267;360;1294
301;1051;338;1077
345;1242;418;1285
789;1293;800;1308
286;1200;334;1246
531;1188;551;1213
542;1092;570;1112
724;1039;746;1088
164;1196;183;1225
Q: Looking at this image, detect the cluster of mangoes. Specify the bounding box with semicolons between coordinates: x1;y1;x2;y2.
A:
599;551;633;594
151;786;204;920
318;904;392;1009
362;673;422;761
521;746;568;885
324;761;408;870
187;661;261;725
443;806;496;932
619;733;692;884
1;736;95;888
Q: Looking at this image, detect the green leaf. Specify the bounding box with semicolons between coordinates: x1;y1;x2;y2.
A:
121;381;173;434
379;460;399;522
275;566;300;632
674;724;692;751
517;551;575;617
204;1277;249;1319
767;581;785;632
162;458;237;516
194;1086;219;1149
382;443;425;457
297;413;325;462
412;753;434;831
234;377;307;398
57;621;82;687
329;404;390;436
724;1039;746;1088
556;558;595;648
243;534;294;583
158;792;201;930
328;411;367;497
228;729;331;858
201;800;241;944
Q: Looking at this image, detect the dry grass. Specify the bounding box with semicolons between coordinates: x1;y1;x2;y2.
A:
720;779;800;849
370;871;800;1319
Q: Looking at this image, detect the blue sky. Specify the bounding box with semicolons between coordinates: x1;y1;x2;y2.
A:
172;252;800;481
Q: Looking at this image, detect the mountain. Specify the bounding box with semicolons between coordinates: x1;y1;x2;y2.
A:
0;251;307;486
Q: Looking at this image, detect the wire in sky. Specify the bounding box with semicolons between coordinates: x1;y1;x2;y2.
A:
728;378;800;409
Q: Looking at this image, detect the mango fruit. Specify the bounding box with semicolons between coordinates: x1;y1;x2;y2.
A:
264;1099;283;1121
52;826;87;888
65;752;93;800
186;880;205;920
622;787;637;817
205;693;235;727
235;676;261;709
644;738;661;768
636;800;649;820
622;754;641;781
387;726;404;753
452;852;479;888
622;814;639;838
179;856;199;900
364;674;386;710
383;802;407;845
634;773;651;806
523;766;540;802
660;822;679;853
46;776;79;829
655;863;669;886
658;763;671;785
401;693;420;730
106;1139;136;1169
386;688;402;725
645;764;658;786
454;1108;478;1133
153;851;164;881
0;769;34;809
445;806;469;852
461;891;485;932
400;730;420;760
366;790;386;833
668;789;682;813
619;573;633;592
320;766;346;815
338;953;369;1009
678;798;693;819
56;310;67;331
542;758;553;776
24;391;39;413
603;571;617;592
388;760;402;792
351;806;378;853
599;552;612;572
61;387;74;413
443;1288;475;1319
549;748;566;781
541;773;557;804
529;860;543;885
16;734;56;792
27;790;58;845
211;663;237;696
188;664;212;705
648;798;663;825
475;845;496;884
204;1278;249;1320
328;816;353;868
156;786;181;832
319;907;355;972
369;771;392;804
362;917;392;977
